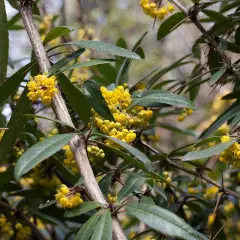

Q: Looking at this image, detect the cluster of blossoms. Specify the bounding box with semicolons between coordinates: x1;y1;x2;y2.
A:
177;108;193;122
93;85;153;147
220;135;240;167
55;184;83;209
207;212;216;227
140;0;175;20
15;223;32;240
62;144;105;174
70;27;98;83
163;171;171;183
107;194;118;203
27;73;58;105
87;145;105;163
0;214;14;239
13;146;25;158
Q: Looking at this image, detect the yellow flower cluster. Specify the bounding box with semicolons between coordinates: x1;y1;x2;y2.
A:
220;135;240;166
55;184;83;209
163;171;171;183
207;213;216;226
107;194;118;203
0;214;14;239
203;186;218;199
15;223;31;240
177;108;193;122
140;0;175;20
27;73;58;105
187;187;199;194
93;85;153;147
63;145;79;174
87;145;105;163
13;146;25;157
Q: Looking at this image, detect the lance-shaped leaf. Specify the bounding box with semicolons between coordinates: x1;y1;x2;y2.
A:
83;80;114;121
94;133;152;170
209;68;227;86
157;12;186;41
48;48;85;76
14;134;75;180
128;92;195;110
0;61;35;105
0;0;8;83
126;203;204;240
75;214;101;240
64;202;104;218
118;175;146;200
99;173;114;196
0;88;30;161
48;40;141;59
57;73;92;125
90;210;112;240
43;26;74;45
182;140;235;161
200;101;240;139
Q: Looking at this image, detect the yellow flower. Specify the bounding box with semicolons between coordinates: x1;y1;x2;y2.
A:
207;213;216;226
27;73;58;105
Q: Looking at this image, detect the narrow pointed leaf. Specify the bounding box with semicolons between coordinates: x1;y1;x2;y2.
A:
95;134;152;170
129;92;195;109
126;203;202;240
14;134;75;180
182;140;235;161
83;80;114;121
0;0;8;83
64;202;104;218
57;73;92;125
99;173;114;196
43;26;74;45
157;12;186;41
49;40;141;59
209;68;227;85
90;210;112;240
0;88;30;161
0;62;35;105
48;48;85;76
118;176;146;200
75;214;101;240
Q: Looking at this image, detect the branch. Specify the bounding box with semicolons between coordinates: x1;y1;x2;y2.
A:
169;0;240;79
17;2;126;239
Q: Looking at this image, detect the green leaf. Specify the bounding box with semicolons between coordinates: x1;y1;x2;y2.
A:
64;202;104;218
57;73;92;125
74;214;101;240
200;101;240;139
83;80;114;121
14;134;75;180
118;175;146;200
157;12;186;41
99;173;114;196
208;49;222;74
0;88;30;161
126;203;201;240
60;59;116;73
148;55;192;88
90;210;112;240
235;27;240;45
129;92;195;110
48;48;85;76
95;134;152;170
194;136;221;149
39;200;56;209
209;68;227;85
202;10;227;22
49;40;141;59
182;140;235;161
0;0;9;83
43;26;74;45
0;61;35;105
94;63;117;85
